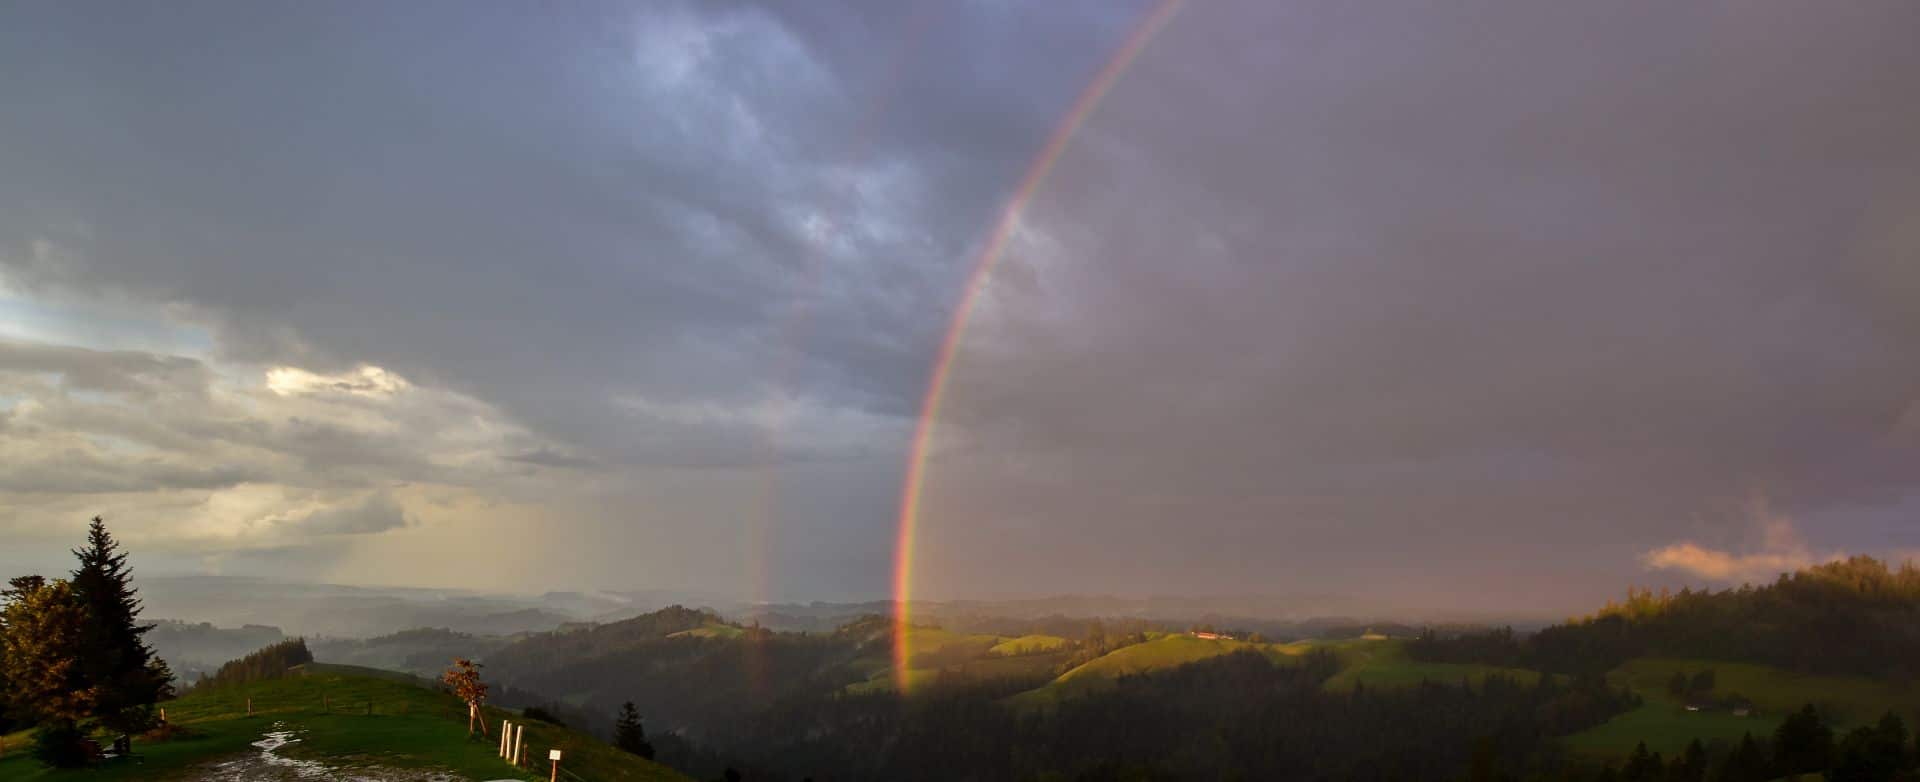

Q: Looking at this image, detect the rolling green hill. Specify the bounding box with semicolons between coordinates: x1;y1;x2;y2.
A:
989;634;1070;656
1565;657;1920;757
0;663;689;782
1008;634;1285;708
1003;635;1549;710
846;626;1021;693
665;622;745;640
1319;638;1546;693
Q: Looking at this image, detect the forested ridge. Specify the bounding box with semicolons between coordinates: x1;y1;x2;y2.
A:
1410;556;1920;677
479;559;1920;781
657;650;1637;782
192;637;314;689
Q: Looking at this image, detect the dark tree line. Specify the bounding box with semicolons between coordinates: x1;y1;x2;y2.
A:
486;611;887;742
651;650;1639;782
1410;557;1920;678
1574;706;1915;782
193;637;315;689
0;518;174;767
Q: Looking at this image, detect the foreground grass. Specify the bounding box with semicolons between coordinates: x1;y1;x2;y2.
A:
0;663;688;781
1564;657;1920;757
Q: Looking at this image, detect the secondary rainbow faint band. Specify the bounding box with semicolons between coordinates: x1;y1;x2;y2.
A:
891;0;1184;693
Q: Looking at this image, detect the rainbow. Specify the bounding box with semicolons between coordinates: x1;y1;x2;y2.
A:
891;0;1184;692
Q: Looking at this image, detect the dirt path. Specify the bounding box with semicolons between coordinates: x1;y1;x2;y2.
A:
188;722;485;782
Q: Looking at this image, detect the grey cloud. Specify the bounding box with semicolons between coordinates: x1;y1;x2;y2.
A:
295;491;409;536
0;339;212;397
0;340;552;499
0;447;261;494
3;1;1915;608
0;0;1138;490
913;1;1920;609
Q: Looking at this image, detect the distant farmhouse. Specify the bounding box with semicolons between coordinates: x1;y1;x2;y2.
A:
1190;630;1233;640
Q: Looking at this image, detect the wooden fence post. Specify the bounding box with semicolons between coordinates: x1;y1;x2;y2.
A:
246;696;253;717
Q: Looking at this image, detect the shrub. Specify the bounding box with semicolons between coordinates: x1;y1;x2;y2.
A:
32;722;91;768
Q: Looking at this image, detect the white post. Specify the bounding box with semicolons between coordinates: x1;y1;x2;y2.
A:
499;720;509;756
512;724;525;766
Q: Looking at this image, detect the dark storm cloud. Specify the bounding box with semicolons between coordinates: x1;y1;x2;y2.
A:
2;0;1915;609
916;1;1920;610
0;0;1141;461
0;0;1147;597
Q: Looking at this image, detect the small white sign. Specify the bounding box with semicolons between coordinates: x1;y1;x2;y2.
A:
548;749;563;761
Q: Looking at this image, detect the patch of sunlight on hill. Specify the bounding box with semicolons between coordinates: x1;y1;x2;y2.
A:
846;628;1067;694
1008;634;1277;710
1319;638;1545;693
1566;657;1920;758
989;634;1069;656
900;626;1004;656
666;623;744;639
1005;636;1544;711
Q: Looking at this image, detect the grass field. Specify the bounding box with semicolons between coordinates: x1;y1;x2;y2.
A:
989;635;1070;656
899;627;1005;662
1564;657;1920;758
0;663;689;781
1318;638;1545;693
1004;635;1552;710
666;623;744;640
845;626;1022;694
1008;634;1277;709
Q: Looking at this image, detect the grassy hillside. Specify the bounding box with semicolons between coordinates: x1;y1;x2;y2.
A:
900;626;1005;663
1565;657;1920;757
1003;635;1548;710
1009;634;1282;708
846;626;1018;693
989;634;1069;656
666;622;745;640
1320;638;1545;693
312;628;512;678
0;663;689;781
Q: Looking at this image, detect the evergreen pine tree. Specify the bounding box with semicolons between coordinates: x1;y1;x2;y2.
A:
1659;738;1705;782
70;516;172;733
1622;741;1661;782
615;701;655;759
1772;704;1834;776
1716;732;1768;782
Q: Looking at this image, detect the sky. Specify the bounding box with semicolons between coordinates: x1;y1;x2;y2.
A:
2;1;1918;615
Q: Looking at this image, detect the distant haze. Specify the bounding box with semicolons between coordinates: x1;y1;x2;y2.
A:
2;2;1917;614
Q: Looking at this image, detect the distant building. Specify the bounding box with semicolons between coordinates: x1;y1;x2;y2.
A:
1191;631;1232;640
